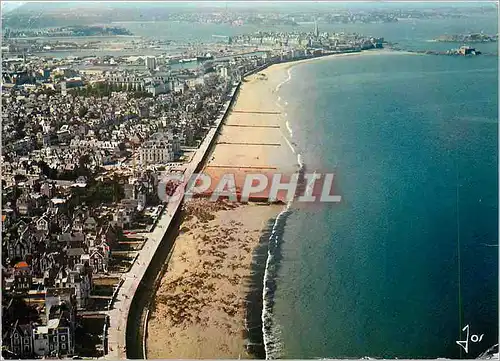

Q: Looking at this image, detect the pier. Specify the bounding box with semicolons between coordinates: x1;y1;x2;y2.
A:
232;110;281;114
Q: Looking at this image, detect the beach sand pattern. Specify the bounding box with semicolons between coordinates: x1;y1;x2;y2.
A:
146;199;281;359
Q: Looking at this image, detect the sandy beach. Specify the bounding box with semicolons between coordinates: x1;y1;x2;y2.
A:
146;49;390;359
146;200;281;359
146;53;296;359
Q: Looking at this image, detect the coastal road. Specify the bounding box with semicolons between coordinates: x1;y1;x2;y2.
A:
105;196;182;359
104;85;238;360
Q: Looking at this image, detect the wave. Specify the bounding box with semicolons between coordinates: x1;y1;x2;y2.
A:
275;67;293;92
261;64;304;360
285;120;293;138
283;135;296;154
261;204;292;359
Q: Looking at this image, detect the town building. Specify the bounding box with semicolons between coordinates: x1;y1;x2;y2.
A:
145;56;156;71
139;131;180;165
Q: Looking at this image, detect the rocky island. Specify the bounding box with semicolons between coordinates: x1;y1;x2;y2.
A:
432;33;498;43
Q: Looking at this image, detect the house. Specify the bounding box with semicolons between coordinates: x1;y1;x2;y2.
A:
124;183;136;200
138;132;179;165
45;288;76;332
16;192;33;216
68;264;92;308
89;248;108;274
2;208;16;229
74;176;87;187
16;219;28;234
39;253;58;275
98;224;118;249
7;236;30;260
83;216;98;232
40;182;55;198
54;263;92;308
112;208;132;229
72;215;84;232
65;248;85;269
36;215;50;232
30;251;50;278
33;298;76;357
47;317;73;356
55;213;71;230
58;232;86;250
57;125;72;143
70;232;86;248
42;265;59;288
33;326;49;357
13;261;32;293
4;320;34;358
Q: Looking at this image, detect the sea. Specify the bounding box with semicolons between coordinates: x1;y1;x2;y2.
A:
268;17;499;360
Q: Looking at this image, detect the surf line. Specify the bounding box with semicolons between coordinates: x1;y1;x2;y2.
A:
262;64;303;360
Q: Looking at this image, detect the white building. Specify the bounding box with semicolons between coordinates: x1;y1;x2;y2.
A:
33;326;49;357
139;132;180;165
145;56;156;71
220;67;229;79
145;82;166;96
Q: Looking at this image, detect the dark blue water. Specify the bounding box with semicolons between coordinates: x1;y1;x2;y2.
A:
273;48;498;358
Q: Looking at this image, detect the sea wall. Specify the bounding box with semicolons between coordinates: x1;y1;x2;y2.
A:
125;81;242;359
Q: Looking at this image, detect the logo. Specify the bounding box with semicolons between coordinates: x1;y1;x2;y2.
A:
456;325;485;354
157;172;342;204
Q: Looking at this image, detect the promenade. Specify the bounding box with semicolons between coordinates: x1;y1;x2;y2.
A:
105;84;238;359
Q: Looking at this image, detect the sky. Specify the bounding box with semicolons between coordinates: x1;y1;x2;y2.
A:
1;1;26;13
1;0;496;17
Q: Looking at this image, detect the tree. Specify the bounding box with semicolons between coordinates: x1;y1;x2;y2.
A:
2;296;41;327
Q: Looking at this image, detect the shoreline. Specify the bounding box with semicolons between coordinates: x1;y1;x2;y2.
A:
110;80;239;359
145;47;397;359
145;50;298;359
145;200;284;359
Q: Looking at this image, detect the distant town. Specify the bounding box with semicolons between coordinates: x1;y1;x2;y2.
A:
3;5;495;29
3;26;134;39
